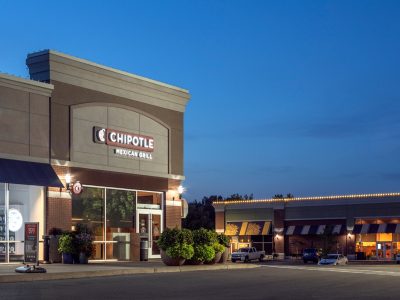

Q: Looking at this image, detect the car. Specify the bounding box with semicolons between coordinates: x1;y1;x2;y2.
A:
231;247;265;263
318;254;348;266
396;253;400;264
303;248;321;263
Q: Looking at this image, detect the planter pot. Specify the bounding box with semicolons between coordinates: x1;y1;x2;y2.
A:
160;250;185;266
219;247;230;263
79;252;89;264
205;252;222;265
185;259;203;265
49;235;62;263
62;253;73;264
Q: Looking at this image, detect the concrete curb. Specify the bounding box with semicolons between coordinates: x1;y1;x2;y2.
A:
0;264;259;283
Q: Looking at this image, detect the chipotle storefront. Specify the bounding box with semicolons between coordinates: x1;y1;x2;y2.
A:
0;50;190;262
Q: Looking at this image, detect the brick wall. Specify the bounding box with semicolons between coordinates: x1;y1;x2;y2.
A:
215;211;225;232
46;197;72;233
166;205;181;229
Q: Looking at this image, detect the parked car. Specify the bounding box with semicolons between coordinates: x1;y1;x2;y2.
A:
231;247;265;263
396;253;400;264
303;248;321;263
318;254;348;266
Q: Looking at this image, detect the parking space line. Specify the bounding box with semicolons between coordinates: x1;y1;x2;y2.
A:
260;265;400;277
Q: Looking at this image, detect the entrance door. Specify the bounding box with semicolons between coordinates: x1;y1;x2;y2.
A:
376;242;392;260
137;209;162;258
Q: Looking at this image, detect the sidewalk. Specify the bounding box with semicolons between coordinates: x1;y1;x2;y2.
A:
0;260;259;283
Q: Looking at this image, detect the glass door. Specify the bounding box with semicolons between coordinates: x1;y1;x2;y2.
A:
137;209;162;258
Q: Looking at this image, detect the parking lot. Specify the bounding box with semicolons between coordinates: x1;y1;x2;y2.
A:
1;262;400;299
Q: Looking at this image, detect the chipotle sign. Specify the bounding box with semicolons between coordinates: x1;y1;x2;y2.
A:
93;126;154;152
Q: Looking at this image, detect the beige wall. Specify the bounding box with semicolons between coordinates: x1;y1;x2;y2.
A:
0;77;52;161
71;103;169;176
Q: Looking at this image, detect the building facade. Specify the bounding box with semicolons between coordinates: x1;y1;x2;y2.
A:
214;193;400;260
0;50;190;263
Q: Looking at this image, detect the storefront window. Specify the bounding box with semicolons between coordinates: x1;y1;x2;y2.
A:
0;184;44;263
106;189;136;260
0;183;5;263
137;191;162;209
72;186;162;261
72;187;105;260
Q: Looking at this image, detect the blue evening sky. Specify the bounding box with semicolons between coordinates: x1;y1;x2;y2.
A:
1;1;400;201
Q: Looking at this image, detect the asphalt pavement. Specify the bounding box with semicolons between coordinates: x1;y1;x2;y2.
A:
1;264;400;300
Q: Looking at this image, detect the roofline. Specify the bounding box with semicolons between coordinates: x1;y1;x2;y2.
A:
213;192;400;205
0;72;54;96
27;50;189;94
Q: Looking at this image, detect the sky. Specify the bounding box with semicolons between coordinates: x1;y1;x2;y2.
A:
1;1;400;201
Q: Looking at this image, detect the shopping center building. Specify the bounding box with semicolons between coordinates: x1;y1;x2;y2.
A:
0;50;190;263
214;193;400;260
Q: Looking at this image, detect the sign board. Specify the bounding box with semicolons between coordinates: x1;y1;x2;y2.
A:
181;199;188;219
72;181;83;195
93;126;154;160
24;222;39;264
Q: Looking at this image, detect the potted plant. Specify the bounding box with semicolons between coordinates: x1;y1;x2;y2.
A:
49;227;63;263
158;228;194;266
217;233;231;263
187;228;216;265
58;232;75;264
74;224;94;264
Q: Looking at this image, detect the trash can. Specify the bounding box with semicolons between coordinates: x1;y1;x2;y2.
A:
43;235;51;264
140;240;149;261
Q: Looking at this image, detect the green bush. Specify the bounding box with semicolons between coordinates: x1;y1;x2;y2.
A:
217;233;231;248
192;228;217;246
179;228;194;245
157;228;181;251
166;243;194;259
193;245;215;262
58;233;75;254
212;242;225;254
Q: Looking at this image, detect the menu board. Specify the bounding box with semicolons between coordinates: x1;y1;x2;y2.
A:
24;223;39;264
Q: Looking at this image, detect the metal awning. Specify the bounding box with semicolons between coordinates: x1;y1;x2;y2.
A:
353;223;400;234
0;158;64;188
225;221;271;236
285;224;344;235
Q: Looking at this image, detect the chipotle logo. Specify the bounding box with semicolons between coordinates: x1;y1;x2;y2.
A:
93;126;154;152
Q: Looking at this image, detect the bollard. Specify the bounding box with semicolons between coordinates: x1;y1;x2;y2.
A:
42;235;51;264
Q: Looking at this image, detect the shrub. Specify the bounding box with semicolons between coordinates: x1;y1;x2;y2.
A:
212;242;225;254
192;228;217;246
166;243;194;260
179;228;194;245
217;233;231;248
193;245;215;262
58;233;75;254
157;228;181;251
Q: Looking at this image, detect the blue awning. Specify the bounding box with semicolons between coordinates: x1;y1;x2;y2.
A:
0;158;64;188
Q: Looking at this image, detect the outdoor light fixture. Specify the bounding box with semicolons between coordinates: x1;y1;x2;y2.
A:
178;185;184;199
65;173;71;190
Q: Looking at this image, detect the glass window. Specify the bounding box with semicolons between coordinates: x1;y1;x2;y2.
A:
137;191;162;209
0;183;5;263
72;187;105;260
106;189;136;261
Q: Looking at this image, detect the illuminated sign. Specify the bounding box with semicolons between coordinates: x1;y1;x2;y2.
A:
9;208;23;232
72;181;83;195
93;127;154;160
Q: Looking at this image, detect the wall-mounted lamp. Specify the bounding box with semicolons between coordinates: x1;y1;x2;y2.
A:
178;185;184;199
65;173;71;190
275;234;280;241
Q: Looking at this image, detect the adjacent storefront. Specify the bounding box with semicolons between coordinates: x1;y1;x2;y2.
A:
214;193;400;260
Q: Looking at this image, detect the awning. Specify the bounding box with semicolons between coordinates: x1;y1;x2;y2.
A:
353;223;400;234
285;224;344;235
0;158;64;188
225;221;271;236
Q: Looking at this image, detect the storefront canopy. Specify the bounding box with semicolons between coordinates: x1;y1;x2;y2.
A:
225;221;271;236
0;158;64;188
352;223;400;234
285;224;344;235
